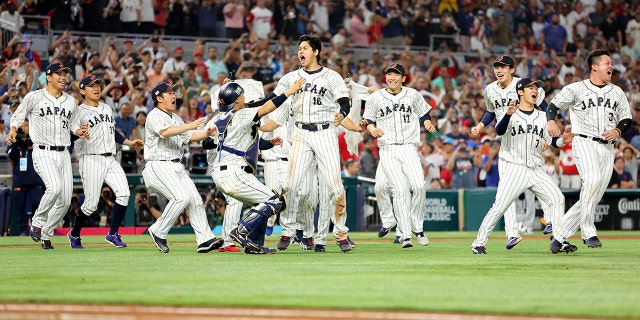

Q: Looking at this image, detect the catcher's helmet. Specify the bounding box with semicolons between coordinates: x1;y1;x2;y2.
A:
218;82;244;112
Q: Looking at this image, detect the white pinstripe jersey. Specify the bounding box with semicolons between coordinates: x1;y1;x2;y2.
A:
484;77;546;121
362;86;430;147
550;80;632;137
273;67;349;124
144;108;192;160
204;117;219;165
499;109;551;168
10;89;78;146
212;107;259;166
211;79;265;108
71;102;116;155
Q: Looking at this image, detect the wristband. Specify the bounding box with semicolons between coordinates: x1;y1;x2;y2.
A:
615;128;621;137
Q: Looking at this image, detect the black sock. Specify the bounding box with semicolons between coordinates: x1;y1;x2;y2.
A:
71;210;88;237
109;203;126;235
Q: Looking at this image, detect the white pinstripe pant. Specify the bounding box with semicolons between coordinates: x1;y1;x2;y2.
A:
264;159;290;229
143;161;216;245
379;144;426;240
31;149;73;241
79;155;130;215
553;138;613;242
473;161;564;247
218;193;243;247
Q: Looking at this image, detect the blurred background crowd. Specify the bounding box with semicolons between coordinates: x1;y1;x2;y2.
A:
0;0;639;197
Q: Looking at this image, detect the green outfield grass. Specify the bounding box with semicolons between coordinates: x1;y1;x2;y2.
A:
1;231;639;319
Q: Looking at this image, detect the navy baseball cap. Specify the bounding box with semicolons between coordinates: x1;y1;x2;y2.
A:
151;81;180;102
516;77;544;90
490;55;515;68
79;75;104;89
384;63;405;76
45;62;71;75
218;82;244;112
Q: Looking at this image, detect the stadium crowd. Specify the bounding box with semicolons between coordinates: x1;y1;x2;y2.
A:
1;0;639;198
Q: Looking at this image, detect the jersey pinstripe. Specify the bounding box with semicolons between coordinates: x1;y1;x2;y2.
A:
550;80;632;137
71;102;117;155
261;105;291;160
362;87;430;147
213;108;259;167
484;77;546;121
499;109;551;167
10;89;78;146
273;67;349;124
144;108;192;161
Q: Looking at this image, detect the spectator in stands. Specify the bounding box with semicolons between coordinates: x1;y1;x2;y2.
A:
18;35;41;69
137;37;169;62
0;1;24;32
223;46;242;76
194;61;211;86
197;0;223;38
342;159;360;178
308;0;329;37
601;8;623;48
223;0;246;39
101;0;123;33
162;47;186;79
181;63;199;103
540;13;568;53
247;0;274;40
184;97;203;123
130;111;147;143
19;0;48;34
490;13;513;54
153;0;169;35
614;156;634;188
120;0;141;33
205;47;227;83
49;32;76;72
115;102;136;139
411;4;432;48
145;58;167;91
481;139;500;188
446;142;478;189
420;142;443;189
103;82;131;116
359;136;377;180
253;52;276;94
379;0;407;48
470;10;490;54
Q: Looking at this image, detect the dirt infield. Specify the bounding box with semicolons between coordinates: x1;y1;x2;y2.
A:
0;303;599;320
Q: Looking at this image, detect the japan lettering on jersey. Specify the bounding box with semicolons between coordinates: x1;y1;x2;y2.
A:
550;80;632;137
362;86;430;147
273;67;349;124
10;89;77;147
71;102;116;155
484;77;546;121
499;109;551;168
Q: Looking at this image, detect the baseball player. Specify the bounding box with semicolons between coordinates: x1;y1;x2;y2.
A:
268;35;354;252
547;49;632;252
212;79;305;254
66;75;144;249
362;63;435;249
470;55;549;248
471;77;572;254
6;62;89;250
143;81;223;254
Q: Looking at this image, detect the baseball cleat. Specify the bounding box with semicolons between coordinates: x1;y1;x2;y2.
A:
148;229;169;253
30;226;41;242
472;246;487;254
583;236;602;248
314;244;326;252
336;239;352;252
229;227;250;247
300;237;314;250
543;223;553;235
562;241;578;252
347;236;356;247
277;236;292;250
393;236;401;243
105;233;127;248
197;237;224;253
217;245;241;252
378;227;391;238
293;229;303;243
245;246;277;254
415;232;429;246
265;226;274;236
401;238;413;248
67;231;84;249
506;236;522;250
41;239;54;250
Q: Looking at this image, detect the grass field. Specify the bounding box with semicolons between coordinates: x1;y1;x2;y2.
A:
1;231;639;319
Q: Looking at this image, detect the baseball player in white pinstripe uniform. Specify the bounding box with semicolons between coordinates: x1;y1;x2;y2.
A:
472;77;573;254
143;81;223;254
548;50;633;253
6;63;89;249
268;35;355;252
362;63;435;248
471;55;552;249
210;79;304;254
65;75;145;249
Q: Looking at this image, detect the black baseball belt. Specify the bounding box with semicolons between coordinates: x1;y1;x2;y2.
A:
37;145;68;151
576;134;614;145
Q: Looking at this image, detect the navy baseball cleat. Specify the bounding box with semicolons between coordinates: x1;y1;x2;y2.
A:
30;226;41;242
293;229;303;243
41;239;54;250
105;233;127;248
277;236;291;250
148;229;169;253
347;236;356;247
197;237;224;253
506;236;522;250
378;227;391;238
245;246;277;254
472;246;487;254
336;239;352;252
583;236;602;248
300;237;313;250
393;235;401;243
314;244;326;252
